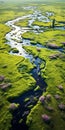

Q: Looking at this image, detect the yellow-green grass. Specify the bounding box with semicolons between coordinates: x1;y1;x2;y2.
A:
32;20;64;28
25;46;65;130
0;3;33;23
37;3;65;22
0;52;36;130
0;1;65;130
0;52;35;98
15;18;29;27
32;21;51;27
22;30;65;47
0;23;11;52
0;3;34;130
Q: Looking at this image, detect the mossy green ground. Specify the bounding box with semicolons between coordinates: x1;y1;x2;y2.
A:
22;30;65;47
0;53;36;130
25;46;65;130
37;2;65;22
22;3;65;130
0;2;35;130
0;1;65;130
15;18;29;27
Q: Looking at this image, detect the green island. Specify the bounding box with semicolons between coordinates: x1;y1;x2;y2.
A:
0;0;65;130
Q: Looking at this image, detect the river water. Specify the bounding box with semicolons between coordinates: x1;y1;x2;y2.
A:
5;7;65;130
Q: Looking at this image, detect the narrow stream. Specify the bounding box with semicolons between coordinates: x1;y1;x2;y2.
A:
5;9;47;130
10;56;47;130
5;7;65;130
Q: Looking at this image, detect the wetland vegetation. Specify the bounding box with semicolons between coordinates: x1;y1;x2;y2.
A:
0;0;65;130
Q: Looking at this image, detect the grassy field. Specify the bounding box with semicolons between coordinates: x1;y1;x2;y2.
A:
0;2;35;130
22;1;65;130
0;0;65;130
24;46;65;130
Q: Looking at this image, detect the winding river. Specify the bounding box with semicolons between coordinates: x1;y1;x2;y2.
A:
5;7;65;130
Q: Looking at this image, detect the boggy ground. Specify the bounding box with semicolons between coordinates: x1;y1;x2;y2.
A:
21;2;65;130
0;1;65;130
0;2;35;130
25;46;65;130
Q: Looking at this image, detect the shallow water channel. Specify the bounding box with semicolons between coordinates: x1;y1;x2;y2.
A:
5;8;65;130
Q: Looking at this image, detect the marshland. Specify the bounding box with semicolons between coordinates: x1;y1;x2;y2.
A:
0;0;65;130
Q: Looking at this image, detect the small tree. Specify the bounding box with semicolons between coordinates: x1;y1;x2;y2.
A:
52;19;55;28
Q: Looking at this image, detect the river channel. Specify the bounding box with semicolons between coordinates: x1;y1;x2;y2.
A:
5;7;65;130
